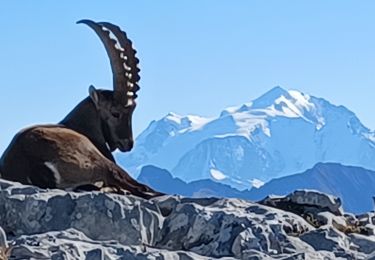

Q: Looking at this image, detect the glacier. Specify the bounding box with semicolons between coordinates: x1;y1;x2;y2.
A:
117;86;375;190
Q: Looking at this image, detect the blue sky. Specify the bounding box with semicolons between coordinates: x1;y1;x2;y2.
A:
1;1;375;153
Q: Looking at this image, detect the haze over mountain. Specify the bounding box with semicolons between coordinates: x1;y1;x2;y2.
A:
247;162;375;214
138;163;375;214
118;86;375;190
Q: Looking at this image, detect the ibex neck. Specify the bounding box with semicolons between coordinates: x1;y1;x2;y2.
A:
59;97;109;158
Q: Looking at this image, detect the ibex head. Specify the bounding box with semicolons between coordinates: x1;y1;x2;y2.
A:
78;20;140;152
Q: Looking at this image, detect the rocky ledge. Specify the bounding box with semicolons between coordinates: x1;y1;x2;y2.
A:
0;179;374;259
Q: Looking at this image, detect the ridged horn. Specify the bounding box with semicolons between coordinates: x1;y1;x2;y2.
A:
99;22;141;100
77;19;140;105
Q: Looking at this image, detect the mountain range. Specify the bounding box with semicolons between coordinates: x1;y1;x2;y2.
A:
118;86;375;190
137;162;375;214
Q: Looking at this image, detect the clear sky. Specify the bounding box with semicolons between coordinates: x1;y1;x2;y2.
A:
1;1;375;153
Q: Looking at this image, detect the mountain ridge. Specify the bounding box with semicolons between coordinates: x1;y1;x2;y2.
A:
118;86;375;190
137;162;375;214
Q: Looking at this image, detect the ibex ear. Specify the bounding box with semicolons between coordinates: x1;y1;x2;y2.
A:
89;85;100;109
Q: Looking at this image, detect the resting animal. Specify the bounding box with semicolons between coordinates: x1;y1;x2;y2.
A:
0;20;162;199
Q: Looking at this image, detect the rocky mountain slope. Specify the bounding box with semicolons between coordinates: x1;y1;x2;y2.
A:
118;86;375;190
138;163;375;214
1;179;375;259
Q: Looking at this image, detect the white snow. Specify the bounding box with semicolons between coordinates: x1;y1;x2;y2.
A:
118;86;375;190
164;112;183;125
214;88;326;140
250;179;265;188
289;90;315;111
165;112;212;132
210;169;227;180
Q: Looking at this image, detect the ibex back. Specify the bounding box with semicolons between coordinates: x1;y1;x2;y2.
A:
0;20;162;199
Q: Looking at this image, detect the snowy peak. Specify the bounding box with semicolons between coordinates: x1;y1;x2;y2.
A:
136;112;211;147
218;86;327;137
224;86;312;112
153;87;325;138
251;86;291;109
118;87;375;190
162;112;211;133
145;87;367;140
223;86;322;124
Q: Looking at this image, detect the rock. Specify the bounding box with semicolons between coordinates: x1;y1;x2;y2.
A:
259;190;347;230
0;226;10;260
260;190;343;216
1;179;375;259
300;227;375;259
288;190;343;215
0;179;162;246
348;233;375;254
357;212;375;226
9;229;216;260
0;226;7;248
316;211;348;231
154;196;313;259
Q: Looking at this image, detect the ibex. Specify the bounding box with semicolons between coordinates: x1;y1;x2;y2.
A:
0;20;162;199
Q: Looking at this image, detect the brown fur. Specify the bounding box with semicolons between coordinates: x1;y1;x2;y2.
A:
0;125;162;199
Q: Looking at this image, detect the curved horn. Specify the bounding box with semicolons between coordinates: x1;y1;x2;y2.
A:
77;19;140;104
99;22;140;100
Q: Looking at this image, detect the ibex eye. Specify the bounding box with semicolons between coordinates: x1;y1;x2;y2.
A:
112;112;120;118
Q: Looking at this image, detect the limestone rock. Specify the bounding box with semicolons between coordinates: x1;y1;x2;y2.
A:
0;180;374;259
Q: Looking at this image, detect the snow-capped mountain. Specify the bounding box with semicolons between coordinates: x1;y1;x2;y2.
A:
118;86;375;190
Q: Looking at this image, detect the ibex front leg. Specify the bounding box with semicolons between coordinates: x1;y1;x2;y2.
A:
103;164;164;199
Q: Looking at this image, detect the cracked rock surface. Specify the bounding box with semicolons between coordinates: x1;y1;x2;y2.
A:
0;180;374;259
